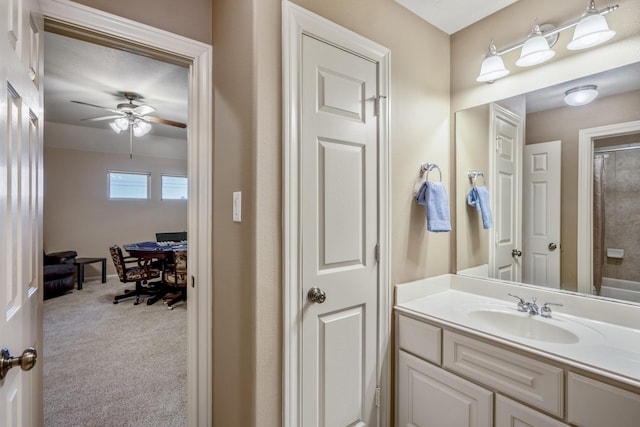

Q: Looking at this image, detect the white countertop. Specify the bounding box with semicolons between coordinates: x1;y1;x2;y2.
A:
395;274;640;388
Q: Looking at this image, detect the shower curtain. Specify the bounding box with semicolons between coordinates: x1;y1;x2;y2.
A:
593;155;606;295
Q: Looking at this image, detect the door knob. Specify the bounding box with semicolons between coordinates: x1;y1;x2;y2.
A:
512;249;522;257
0;347;37;380
307;287;326;304
548;242;558;251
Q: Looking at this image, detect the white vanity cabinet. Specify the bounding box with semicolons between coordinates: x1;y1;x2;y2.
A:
395;275;640;427
397;313;567;426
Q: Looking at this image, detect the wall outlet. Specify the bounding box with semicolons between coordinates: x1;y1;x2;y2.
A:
233;191;242;222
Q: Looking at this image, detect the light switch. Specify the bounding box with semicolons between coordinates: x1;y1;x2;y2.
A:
233;191;242;222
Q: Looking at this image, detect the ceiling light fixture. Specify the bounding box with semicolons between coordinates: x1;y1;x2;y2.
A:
109;115;153;158
476;1;618;83
563;85;599;106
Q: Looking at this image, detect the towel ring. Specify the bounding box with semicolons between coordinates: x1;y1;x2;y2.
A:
420;163;442;182
468;170;485;187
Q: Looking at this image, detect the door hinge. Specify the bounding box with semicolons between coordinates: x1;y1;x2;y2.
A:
375;386;381;408
374;95;386;116
496;135;503;152
375;243;381;263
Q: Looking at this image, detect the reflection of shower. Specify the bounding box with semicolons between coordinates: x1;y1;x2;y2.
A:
593;142;640;302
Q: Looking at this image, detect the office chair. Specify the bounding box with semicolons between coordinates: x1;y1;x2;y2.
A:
163;249;187;310
109;245;161;305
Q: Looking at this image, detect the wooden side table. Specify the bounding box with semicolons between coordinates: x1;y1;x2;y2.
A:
74;257;107;290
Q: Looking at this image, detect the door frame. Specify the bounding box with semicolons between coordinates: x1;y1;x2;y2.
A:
282;2;391;426
39;1;213;425
576;120;640;295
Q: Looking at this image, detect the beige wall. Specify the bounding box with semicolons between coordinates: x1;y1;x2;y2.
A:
43;146;187;277
526;89;640;289
71;0;212;44
455;105;490;271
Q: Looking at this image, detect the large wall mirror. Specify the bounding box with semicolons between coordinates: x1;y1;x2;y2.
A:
456;61;640;304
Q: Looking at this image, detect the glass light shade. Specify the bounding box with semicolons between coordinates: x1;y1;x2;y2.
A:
132;120;152;137
567;14;615;50
564;85;599;106
515;35;555;67
109;122;122;134
476;55;509;83
114;117;130;131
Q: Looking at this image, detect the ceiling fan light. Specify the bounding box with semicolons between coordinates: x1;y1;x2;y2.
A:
564;85;599;106
137;120;152;135
114;117;129;131
516;25;555;67
109;122;122;134
567;14;615;50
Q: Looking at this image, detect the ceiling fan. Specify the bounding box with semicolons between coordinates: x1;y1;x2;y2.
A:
71;92;186;158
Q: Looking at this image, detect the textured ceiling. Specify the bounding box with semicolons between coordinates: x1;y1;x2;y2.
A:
44;32;188;144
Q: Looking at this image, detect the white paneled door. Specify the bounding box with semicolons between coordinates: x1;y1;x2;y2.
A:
301;34;379;427
0;0;44;425
523;141;561;288
491;104;522;283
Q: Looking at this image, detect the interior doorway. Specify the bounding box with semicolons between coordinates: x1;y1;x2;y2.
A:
42;26;189;424
576;120;640;296
40;1;213;424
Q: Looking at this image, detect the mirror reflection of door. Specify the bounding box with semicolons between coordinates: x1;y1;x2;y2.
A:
522;141;561;288
490;104;523;282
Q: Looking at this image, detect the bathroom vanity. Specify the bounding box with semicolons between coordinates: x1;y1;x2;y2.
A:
395;274;640;427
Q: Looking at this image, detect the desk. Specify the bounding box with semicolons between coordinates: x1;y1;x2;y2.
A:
74;257;107;290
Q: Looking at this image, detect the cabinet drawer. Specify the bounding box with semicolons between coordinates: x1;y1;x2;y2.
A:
398;314;441;364
398;350;492;427
567;373;640;427
495;395;569;427
443;331;563;417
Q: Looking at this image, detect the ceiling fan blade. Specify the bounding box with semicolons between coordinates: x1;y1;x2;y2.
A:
81;115;123;122
145;116;187;129
71;100;120;114
133;104;156;116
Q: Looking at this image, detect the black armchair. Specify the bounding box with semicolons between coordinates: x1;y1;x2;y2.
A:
43;250;77;300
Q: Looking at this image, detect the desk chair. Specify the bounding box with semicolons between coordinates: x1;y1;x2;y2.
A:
109;245;161;305
163;249;187;310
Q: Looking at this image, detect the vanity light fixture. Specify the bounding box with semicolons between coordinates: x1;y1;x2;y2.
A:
563;85;599;106
476;0;618;83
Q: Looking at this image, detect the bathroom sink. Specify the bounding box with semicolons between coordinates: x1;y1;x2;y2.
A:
466;309;580;344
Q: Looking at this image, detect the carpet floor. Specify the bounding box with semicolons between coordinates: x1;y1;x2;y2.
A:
43;277;187;427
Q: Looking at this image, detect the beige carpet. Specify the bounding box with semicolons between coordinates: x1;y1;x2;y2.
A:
44;277;187;427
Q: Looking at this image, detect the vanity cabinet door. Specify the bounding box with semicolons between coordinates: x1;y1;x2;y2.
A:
567;373;640;427
397;350;492;427
495;395;569;427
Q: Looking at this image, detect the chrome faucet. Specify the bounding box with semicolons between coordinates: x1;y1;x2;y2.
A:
508;294;563;317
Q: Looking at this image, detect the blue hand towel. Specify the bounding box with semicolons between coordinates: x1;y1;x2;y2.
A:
467;186;493;229
416;181;451;232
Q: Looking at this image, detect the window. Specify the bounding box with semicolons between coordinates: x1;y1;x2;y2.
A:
162;175;188;200
108;171;150;199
